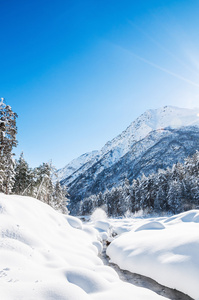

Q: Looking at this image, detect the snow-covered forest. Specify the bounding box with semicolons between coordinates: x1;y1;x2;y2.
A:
80;150;199;216
0;98;68;213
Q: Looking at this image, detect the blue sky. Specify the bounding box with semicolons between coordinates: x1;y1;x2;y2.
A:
1;0;199;168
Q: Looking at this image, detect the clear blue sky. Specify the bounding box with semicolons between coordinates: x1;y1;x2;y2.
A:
1;0;199;168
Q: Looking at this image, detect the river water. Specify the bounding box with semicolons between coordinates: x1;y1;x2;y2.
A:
100;242;194;300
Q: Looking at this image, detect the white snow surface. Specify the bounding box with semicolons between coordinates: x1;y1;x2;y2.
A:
57;106;199;183
107;211;199;300
0;194;168;300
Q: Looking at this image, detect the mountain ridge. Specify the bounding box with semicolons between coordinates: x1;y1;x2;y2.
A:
57;106;199;214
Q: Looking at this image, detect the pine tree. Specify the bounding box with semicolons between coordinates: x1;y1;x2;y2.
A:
12;152;31;195
0;98;18;193
81;194;97;215
122;178;131;210
139;174;150;212
96;192;104;207
184;150;199;177
133;178;141;212
35;162;53;204
153;169;169;212
189;176;199;208
53;181;69;214
167;180;183;214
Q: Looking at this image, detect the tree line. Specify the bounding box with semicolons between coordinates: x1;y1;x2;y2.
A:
80;150;199;216
0;98;69;214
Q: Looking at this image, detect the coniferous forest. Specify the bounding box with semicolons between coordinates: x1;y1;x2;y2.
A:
80;151;199;216
0;98;69;214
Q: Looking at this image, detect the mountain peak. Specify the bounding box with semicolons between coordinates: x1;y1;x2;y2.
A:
101;106;199;160
133;105;199;131
58;106;199;187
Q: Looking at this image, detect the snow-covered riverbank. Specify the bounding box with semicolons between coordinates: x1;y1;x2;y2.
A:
0;194;168;300
101;242;193;300
0;194;198;300
89;210;199;299
89;210;198;300
106;213;199;300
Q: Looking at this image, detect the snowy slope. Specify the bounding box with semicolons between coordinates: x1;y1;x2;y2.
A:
56;150;99;182
58;106;199;212
0;194;168;300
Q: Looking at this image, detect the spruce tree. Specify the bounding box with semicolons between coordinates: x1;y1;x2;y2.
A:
12;152;31;195
52;181;69;214
35;162;53;203
0;98;18;193
167;180;183;214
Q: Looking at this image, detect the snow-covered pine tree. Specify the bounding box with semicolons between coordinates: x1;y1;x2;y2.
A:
139;173;150;212
0;98;18;193
53;181;69;214
188;176;199;209
133;178;141;212
12;152;32;195
167;179;183;214
80;194;97;215
153;169;169;212
107;187;120;216
120;178;131;215
35;162;54;204
129;179;138;212
184;150;199;177
96;191;104;207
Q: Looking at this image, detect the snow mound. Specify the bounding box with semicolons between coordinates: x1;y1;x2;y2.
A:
94;220;110;231
65;267;110;294
164;210;199;224
65;215;82;229
107;210;199;300
92;241;103;254
0;194;168;300
135;221;165;232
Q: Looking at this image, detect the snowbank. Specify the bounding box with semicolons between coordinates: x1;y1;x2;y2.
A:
107;210;199;300
0;194;167;300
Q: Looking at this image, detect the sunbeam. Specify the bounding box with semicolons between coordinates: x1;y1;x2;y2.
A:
128;20;199;77
115;44;199;88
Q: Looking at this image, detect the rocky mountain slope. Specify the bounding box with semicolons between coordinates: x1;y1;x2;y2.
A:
57;106;199;214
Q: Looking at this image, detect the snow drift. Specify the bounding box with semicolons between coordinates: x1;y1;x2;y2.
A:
107;211;199;300
0;194;168;300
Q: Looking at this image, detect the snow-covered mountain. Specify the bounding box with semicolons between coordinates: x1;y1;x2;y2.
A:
58;106;199;213
56;150;99;183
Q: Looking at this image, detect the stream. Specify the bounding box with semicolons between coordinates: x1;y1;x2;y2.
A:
100;242;194;300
